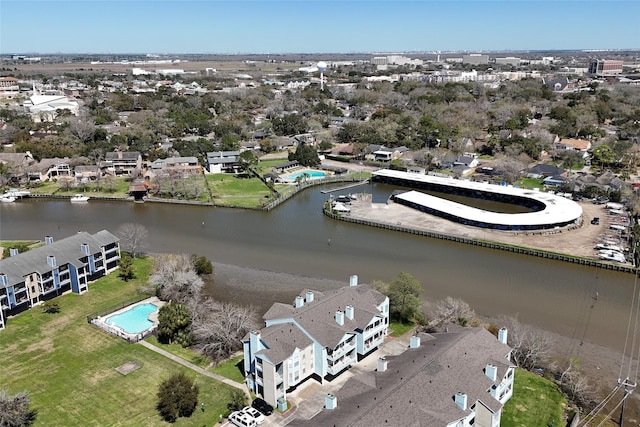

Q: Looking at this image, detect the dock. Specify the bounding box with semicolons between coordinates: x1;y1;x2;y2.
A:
320;180;369;194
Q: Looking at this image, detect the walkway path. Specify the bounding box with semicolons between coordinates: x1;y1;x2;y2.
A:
138;340;251;400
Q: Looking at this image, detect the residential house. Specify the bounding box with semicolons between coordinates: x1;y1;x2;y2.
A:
27;158;72;182
102;151;143;176
454;154;479;168
365;145;409;162
206;151;241;174
0;230;121;330
290;328;515;427
272;161;299;174
526;164;566;179
74;165;101;183
0;77;20;99
0;152;35;183
148;156;201;178
554;138;591;159
243;275;389;407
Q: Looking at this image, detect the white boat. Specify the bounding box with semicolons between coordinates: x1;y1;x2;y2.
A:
598;250;627;263
0;195;16;203
70;194;90;202
4;189;30;198
610;224;627;231
595;243;623;252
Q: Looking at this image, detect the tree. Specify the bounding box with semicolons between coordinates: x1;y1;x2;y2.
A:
238;150;258;174
288;143;320;167
116;223;148;258
386;272;422;323
157;303;193;347
149;254;203;309
0;389;37;427
118;253;135;281
156;372;199;423
498;315;553;370
430;297;477;329
271;114;307;136
191;299;257;362
190;254;213;275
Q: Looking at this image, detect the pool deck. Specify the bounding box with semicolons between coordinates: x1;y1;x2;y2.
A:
92;296;165;342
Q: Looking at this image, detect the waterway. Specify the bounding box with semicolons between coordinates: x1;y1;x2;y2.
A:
0;183;635;354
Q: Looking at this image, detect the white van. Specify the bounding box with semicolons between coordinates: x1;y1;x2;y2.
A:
229;410;258;427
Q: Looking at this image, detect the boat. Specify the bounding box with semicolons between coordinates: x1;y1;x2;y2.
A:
595;243;623;252
597;250;627;263
70;194;90;202
0;195;16;203
610;224;627;231
4;189;30;198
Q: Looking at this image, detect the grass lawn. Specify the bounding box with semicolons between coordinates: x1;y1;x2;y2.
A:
206;174;273;208
28;177;132;198
211;355;245;383
502;369;567;427
514;177;544;190
388;320;415;337
145;335;212;369
0;257;237;427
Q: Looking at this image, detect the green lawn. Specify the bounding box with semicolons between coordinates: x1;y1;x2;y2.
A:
28;176;132;198
145;335;211;369
0;257;237;427
206;174;273;208
502;369;567;427
388;320;415;337
514;177;544;190
211;355;245;383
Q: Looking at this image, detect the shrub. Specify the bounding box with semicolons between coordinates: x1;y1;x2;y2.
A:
156;372;199;423
41;301;60;314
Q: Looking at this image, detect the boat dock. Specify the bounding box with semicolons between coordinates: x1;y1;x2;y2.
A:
320;180;369;194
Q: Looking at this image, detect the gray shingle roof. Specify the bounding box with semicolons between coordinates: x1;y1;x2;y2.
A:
263;285;387;350
0;230;119;288
256;323;313;364
290;328;513;427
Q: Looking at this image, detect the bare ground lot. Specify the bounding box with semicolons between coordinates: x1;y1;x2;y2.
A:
345;196;629;262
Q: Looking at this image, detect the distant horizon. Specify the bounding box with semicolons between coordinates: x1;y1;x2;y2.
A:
2;1;639;54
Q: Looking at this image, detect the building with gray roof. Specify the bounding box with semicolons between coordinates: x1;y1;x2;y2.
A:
0;230;120;330
290;327;515;427
243;275;389;407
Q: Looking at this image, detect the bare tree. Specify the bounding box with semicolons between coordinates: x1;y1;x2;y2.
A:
0;389;38;427
65;116;96;144
498;315;554;369
116;223;148;258
191;299;257;362
430;297;477;329
148;253;203;309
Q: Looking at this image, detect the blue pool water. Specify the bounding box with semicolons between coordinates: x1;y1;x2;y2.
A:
287;170;326;179
105;303;158;334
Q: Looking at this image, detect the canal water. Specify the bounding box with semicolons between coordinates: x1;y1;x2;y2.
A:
0;183;635;353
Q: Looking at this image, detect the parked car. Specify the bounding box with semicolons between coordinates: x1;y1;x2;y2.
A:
229;410;257;427
591;217;600;225
242;406;266;424
251;397;274;416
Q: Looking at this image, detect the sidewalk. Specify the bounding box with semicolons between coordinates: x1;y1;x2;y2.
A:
138;340;252;400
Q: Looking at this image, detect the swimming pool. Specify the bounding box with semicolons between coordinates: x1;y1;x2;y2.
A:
105;303;158;334
286;170;326;179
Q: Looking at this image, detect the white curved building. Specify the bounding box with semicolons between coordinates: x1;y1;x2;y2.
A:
373;169;583;231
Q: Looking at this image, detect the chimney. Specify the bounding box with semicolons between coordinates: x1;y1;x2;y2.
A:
498;328;508;345
9;248;19;257
349;274;358;287
325;394;337;410
345;305;354;320
0;273;7;286
335;310;344;326
46;255;56;267
305;290;314;303
485;363;498;381
410;335;421;349
45;236;54;245
81;243;90;255
294;295;304;308
454;392;468;411
377;357;388;372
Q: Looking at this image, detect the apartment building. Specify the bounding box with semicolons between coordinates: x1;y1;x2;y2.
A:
243;275;389;406
0;230;121;330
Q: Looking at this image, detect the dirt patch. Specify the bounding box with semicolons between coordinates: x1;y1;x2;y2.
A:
24;337;54;354
116;361;141;376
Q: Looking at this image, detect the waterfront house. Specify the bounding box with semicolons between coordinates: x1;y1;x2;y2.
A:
206;151;241;173
291;328;515;427
243;275;389;407
0;230;121;330
102;151;143;176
